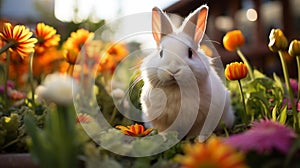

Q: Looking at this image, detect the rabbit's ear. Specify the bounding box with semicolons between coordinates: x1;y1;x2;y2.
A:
152;7;173;46
182;5;208;44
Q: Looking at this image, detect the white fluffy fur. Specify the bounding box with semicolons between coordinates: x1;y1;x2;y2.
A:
140;5;234;138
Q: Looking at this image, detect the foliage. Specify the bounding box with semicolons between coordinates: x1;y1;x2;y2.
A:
0;103;47;153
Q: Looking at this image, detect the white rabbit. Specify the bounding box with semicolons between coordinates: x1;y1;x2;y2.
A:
140;5;234;139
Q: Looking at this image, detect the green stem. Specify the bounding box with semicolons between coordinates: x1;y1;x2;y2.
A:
0;137;20;150
1;42;16;107
29;52;36;111
110;107;118;124
296;56;300;101
237;48;254;80
238;80;249;126
0;41;15;55
278;50;298;129
4;50;10;107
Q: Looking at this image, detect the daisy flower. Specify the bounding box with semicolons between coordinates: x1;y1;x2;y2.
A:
63;29;94;65
0;23;37;58
34;23;60;54
115;123;153;137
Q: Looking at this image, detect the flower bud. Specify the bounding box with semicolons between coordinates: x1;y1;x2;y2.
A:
288;40;300;57
223;30;245;51
268;29;288;52
225;62;248;80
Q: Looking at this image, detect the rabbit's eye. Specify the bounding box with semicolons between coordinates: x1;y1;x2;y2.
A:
159;50;163;58
188;48;193;59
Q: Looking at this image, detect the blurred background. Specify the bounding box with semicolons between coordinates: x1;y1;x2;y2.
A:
0;0;299;77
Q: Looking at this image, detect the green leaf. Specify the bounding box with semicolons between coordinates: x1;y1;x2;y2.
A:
131;135;164;156
279;105;287;124
272;104;278;121
273;73;284;92
254;69;266;78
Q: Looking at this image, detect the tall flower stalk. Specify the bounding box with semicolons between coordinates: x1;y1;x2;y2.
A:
4;50;11;106
0;41;14;106
29;52;36;109
269;29;298;129
225;62;249;126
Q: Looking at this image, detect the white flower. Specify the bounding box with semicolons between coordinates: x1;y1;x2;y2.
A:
36;73;78;105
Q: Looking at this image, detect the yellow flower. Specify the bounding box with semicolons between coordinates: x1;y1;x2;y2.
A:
288;40;300;57
63;29;94;64
115;123;153;137
268;29;288;52
225;62;248;80
0;23;37;58
35;23;60;54
64;29;94;52
175;136;248;168
223;30;245;51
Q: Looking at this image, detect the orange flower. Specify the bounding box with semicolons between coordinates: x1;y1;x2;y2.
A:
32;48;64;78
0;23;37;58
115;123;153;137
0;52;29;85
34;23;60;54
97;43;128;74
175;136;248;168
223;30;245;51
97;52;117;73
63;29;94;64
225;62;248;80
107;42;128;62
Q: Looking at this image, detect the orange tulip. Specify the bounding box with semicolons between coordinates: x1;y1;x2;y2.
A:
116;123;153;137
223;30;245;51
225;62;248;80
